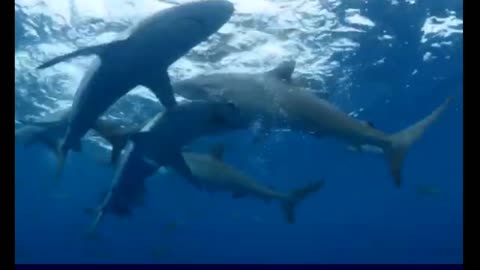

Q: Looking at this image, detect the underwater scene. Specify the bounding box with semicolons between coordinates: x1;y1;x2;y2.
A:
15;0;463;264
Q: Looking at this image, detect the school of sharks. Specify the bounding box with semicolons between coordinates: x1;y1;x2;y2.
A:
15;0;455;235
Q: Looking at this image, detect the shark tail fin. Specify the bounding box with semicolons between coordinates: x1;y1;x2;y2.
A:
281;180;325;224
93;120;130;166
385;96;454;188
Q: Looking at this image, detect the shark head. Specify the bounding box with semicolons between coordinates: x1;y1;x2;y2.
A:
173;75;217;101
208;101;243;127
135;0;234;52
181;100;247;134
177;0;234;36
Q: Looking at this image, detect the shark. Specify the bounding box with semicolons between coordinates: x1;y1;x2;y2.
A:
173;60;454;187
35;0;235;184
177;145;324;224
85;100;246;234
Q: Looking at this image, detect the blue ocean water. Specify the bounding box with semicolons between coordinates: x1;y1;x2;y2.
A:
15;0;463;264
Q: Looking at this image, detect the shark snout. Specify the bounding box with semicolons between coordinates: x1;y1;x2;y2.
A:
205;0;234;14
190;0;234;31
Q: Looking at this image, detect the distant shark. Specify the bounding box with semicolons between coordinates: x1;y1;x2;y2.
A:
86;100;246;234
15;109;72;151
15;107;131;160
35;0;235;184
173;60;454;187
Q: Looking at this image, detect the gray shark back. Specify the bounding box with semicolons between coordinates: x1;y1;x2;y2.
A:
132;101;244;158
36;0;235;183
172;61;316;129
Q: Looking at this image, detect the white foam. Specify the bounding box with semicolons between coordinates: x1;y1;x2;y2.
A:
378;34;394;41
421;15;463;44
345;9;375;28
423;52;435;62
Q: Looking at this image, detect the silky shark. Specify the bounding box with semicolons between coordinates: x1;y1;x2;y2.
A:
89;125;325;224
179;145;324;224
36;0;235;184
173;60;454;187
86;100;246;234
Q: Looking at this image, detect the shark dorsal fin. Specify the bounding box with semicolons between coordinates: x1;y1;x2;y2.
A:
267;60;296;82
209;144;225;161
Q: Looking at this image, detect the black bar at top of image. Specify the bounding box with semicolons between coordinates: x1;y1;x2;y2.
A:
14;263;463;270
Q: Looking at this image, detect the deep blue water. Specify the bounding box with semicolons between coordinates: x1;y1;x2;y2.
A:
15;0;463;264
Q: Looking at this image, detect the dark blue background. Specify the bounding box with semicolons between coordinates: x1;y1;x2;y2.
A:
14;0;463;264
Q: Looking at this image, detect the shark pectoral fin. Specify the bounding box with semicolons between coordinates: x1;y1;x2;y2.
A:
94;121;127;160
267;60;296;82
232;191;246;199
36;40;124;70
209;143;226;161
109;143;124;166
143;72;177;110
169;152;203;190
93;119;137;166
83;207;104;240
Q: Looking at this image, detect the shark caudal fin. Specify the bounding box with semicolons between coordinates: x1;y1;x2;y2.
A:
281;180;325;224
385;96;454;188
